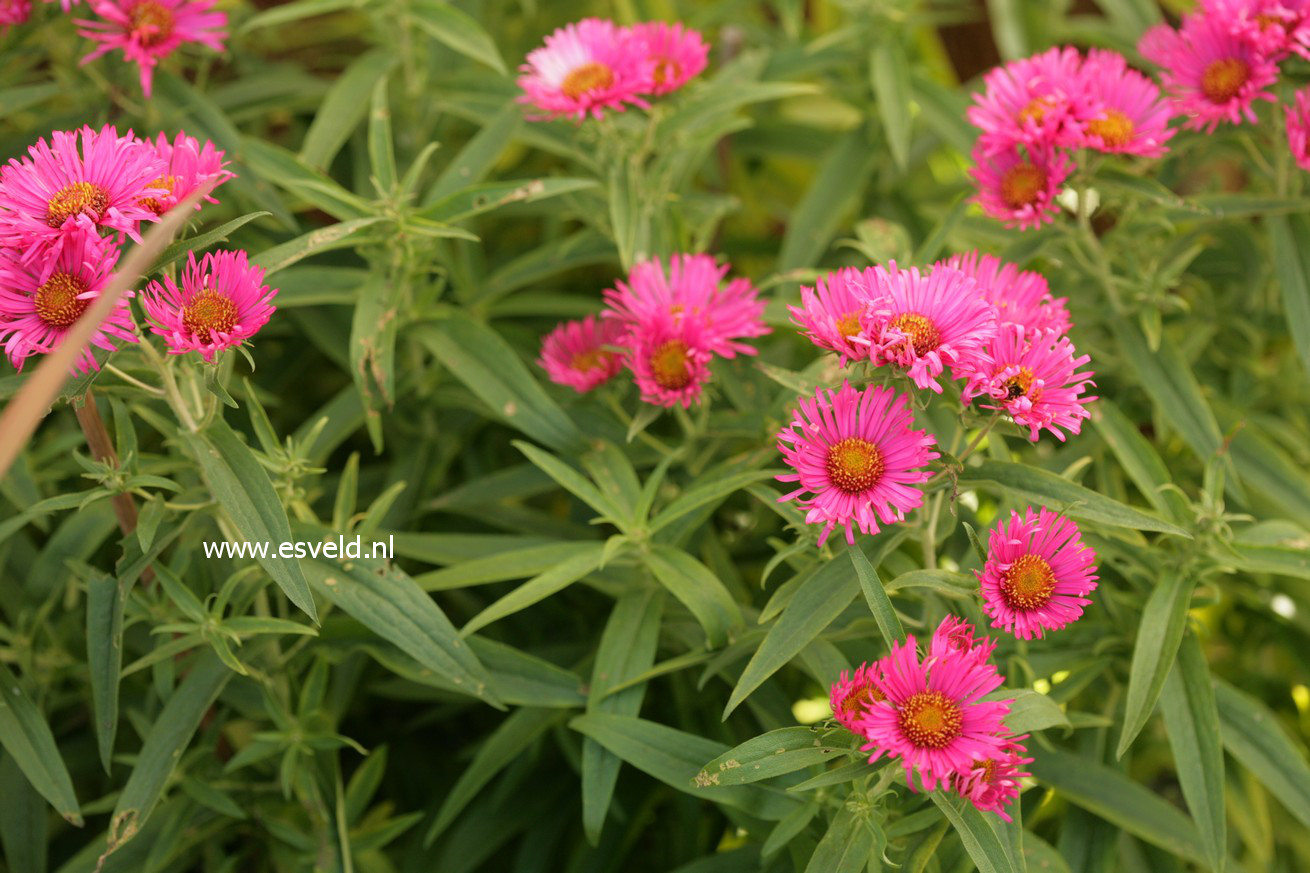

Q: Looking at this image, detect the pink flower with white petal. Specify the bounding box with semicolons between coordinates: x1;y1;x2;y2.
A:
0;230;136;374
1078;49;1176;157
624;311;713;408
953;737;1033;822
977;507;1099;640
140;130;233;216
538;315;624;393
77;0;227;98
829;661;887;735
788;267;875;365
968;46;1088;155
631;21;708;95
944;252;1071;337
1286;87;1310;171
961;324;1095;442
970;144;1072;231
776;381;939;547
517;18;647;121
140;250;275;363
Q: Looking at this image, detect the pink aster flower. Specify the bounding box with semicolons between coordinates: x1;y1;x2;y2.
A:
970;144;1072;231
140;250;275;363
1200;0;1310;60
829;661;887;735
1;0;30;30
631;21;708;95
517;18;647;121
788;267;874;365
140;131;233;216
775;381;939;547
856;634;1011;791
41;0;79;10
944;252;1071;337
961;325;1095;442
968;46;1088;155
856;263;996;394
1139;13;1279;132
0;125;165;267
0;231;136;374
953;737;1033;822
538;315;624;393
603;254;768;360
77;0;227;98
977;507;1099;640
1287;88;1310;171
928;615;993;665
624;311;713;408
1077;49;1175;157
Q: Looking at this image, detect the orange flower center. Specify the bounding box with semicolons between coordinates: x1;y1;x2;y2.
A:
570;348;610;373
34;272;91;329
836;310;862;340
653;57;682;87
980;758;999;783
889;312;942;355
650;340;692;390
561;62;614;100
1000;163;1047;209
130;0;175;46
1001;553;1057;611
1003;367;1037;400
839;682;886;719
45;182;109;229
897;690;964;749
1255;13;1283;30
1087;109;1135;148
1201;58;1249;104
825;437;885;494
182;288;239;338
140;175;177;215
1018;95;1059;124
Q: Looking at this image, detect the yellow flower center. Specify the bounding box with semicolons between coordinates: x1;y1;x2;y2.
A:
650;340;692;390
1087;109;1135;148
140;175;176;215
1001;553;1057;611
980;758;999;783
1000;163;1047;209
570;348;610;374
561;62;614;100
653;57;682;87
825;437;885;494
836;310;862;340
1201;58;1249;104
889;312;942;356
1018;95;1059;124
1003;367;1037;400
840;682;886;719
34;272;91;329
45;182;109;229
181;288;239;338
897;690;964;749
130;0;175;46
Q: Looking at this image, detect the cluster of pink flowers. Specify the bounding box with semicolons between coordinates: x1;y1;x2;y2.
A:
517;18;708;121
537;254;769;407
968;47;1175;229
830;616;1033;820
0;124;276;374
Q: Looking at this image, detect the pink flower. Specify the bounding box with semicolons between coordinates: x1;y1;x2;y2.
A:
970;144;1072;230
856;263;996;393
0;231;136;374
0;125;165;267
42;0;79;11
624;311;713;408
140;130;233;216
603;254;768;360
631;21;708;95
1;0;31;30
968;47;1088;156
1078;49;1176;157
829;661;887;735
77;0;227;98
1199;0;1310;60
776;381;939;547
140;250;275;363
977;507;1099;640
928;615;991;665
538;315;624;393
1286;87;1310;171
944;252;1071;337
857;633;1011;791
953;737;1033;821
788;267;874;365
961;325;1095;442
517;18;647;121
1139;13;1279;133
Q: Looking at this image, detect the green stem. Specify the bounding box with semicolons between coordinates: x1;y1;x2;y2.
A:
139;339;200;433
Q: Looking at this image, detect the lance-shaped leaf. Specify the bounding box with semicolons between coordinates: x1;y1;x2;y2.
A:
0;665;81;825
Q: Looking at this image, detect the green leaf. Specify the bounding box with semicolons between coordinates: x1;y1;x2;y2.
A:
870;41;913;171
697;727;850;786
849;544;905;644
367;78;398;192
778;127;876;271
183;418;317;621
300;50;395;171
986;0;1029;58
241;0;362;31
148;211;271;275
418;541;597;590
408;0;506;74
460;544;604;636
0;753;48;873
1118;571;1196;757
426;104;520;203
1092;399;1192;525
1223;541;1310;580
0;664;81;826
418;178;597;224
242;138;373;220
1269;214;1310;381
960;459;1192;537
348;276;397;452
1214;680;1310;830
647;468;779;533
251;216;387;276
87;572;125;774
1002;689;1072;734
1160;634;1226;872
644;545;744;649
931;793;1023;873
805;805;876;873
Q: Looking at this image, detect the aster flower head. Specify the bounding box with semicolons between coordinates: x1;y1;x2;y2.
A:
788;267;874;365
1077;49;1176;157
624;310;713;408
0;230;136;374
0;125;166;266
856;634;1011;791
1139;13;1279;132
829;660;887;735
1287;88;1310;171
928;615;995;666
857;263;997;393
977;507;1099;640
517;18;647;121
631;21;708;95
141;130;233;216
961;324;1096;442
776;381;939;547
140;249;275;363
2;0;31;30
538;315;624;393
944;252;1071;337
968;46;1088;155
603;254;768;359
1199;0;1310;60
970;144;1072;231
953;737;1034;822
77;0;228;98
